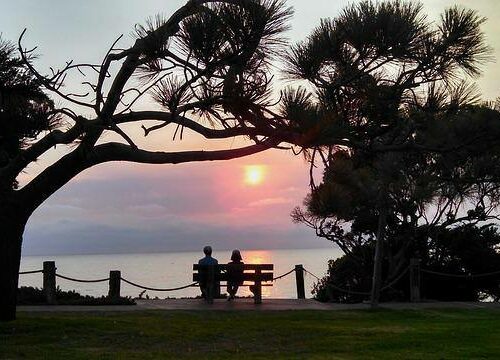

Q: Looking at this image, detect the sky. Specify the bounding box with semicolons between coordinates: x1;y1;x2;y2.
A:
1;0;499;255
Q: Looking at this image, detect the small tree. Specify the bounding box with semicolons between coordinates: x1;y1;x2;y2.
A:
282;1;492;306
0;0;295;321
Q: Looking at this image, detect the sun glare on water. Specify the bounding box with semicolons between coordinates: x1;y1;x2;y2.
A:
244;165;265;186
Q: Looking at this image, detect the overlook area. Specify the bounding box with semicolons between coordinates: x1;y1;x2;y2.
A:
1;0;500;358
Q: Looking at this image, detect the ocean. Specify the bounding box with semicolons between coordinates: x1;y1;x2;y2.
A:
19;248;342;299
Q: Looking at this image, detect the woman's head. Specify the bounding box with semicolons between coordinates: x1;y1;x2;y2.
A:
231;249;242;262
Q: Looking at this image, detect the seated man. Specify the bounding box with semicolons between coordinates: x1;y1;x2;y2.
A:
198;245;218;299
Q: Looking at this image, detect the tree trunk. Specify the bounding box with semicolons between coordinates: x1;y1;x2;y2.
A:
370;188;388;308
0;211;26;321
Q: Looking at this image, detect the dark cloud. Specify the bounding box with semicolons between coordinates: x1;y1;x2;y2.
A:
23;218;324;255
41;168;221;216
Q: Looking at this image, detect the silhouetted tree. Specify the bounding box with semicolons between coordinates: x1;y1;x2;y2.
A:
294;105;500;301
311;224;500;303
282;1;493;306
0;0;297;321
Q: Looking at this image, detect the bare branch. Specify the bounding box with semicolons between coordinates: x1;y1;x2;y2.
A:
95;34;126;112
18;29;96;109
108;124;138;149
117;71;172;114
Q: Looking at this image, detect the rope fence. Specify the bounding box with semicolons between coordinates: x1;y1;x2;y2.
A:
272;268;296;281
301;266;410;297
421;268;500;279
120;277;198;292
303;268;320;280
55;273;110;283
328;283;371;296
20;266;500;281
302;264;500;299
303;267;372;296
19;260;500;304
19;269;43;275
381;267;409;291
18;263;313;302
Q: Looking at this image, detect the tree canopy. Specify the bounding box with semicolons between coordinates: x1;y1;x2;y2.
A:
282;0;497;305
281;1;491;150
0;38;57;189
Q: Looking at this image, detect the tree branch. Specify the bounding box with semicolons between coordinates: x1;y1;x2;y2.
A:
0;121;84;180
113;111;267;139
90;139;277;164
19;138;278;214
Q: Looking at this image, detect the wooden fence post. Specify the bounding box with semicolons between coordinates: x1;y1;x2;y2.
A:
43;261;56;304
295;264;306;299
108;270;121;300
410;258;421;302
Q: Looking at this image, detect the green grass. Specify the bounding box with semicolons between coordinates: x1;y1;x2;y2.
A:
1;309;499;359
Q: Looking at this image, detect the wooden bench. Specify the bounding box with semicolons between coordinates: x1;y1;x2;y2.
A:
193;264;273;304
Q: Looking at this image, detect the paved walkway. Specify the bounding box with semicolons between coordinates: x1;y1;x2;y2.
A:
17;299;500;312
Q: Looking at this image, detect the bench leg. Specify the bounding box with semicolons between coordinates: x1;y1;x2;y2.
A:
253;281;262;304
253;268;262;304
207;286;214;304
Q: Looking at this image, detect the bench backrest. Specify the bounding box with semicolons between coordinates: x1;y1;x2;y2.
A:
193;264;274;282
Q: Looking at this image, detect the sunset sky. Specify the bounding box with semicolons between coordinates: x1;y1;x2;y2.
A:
2;0;499;255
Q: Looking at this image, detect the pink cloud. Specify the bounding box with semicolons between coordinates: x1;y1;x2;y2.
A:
248;197;292;207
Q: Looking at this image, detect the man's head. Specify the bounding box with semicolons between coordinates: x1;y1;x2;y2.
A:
203;246;212;256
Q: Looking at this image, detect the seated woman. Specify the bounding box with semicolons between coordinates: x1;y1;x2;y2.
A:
227;249;244;300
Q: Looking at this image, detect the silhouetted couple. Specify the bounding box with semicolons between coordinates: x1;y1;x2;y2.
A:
198;246;244;300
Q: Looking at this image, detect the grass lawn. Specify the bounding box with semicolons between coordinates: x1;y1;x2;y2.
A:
1;309;499;359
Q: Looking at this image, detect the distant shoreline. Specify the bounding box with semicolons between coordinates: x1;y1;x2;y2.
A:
21;246;335;258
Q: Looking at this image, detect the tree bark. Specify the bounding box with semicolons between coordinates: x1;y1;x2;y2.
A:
370;187;388;308
0;209;26;321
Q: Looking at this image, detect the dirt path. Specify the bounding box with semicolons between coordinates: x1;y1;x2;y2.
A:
17;299;500;312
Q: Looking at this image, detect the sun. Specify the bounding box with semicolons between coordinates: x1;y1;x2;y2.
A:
244;165;265;186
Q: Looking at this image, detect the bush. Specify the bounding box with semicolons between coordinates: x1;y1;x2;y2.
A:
17;286;135;305
313;225;500;303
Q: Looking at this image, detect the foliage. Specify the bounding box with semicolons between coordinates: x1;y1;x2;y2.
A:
17;286;135;305
422;225;500;301
312;225;500;303
312;244;374;303
0;37;58;188
281;1;491;149
296;105;500;303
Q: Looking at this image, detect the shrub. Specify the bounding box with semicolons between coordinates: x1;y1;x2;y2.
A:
17;286;135;305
